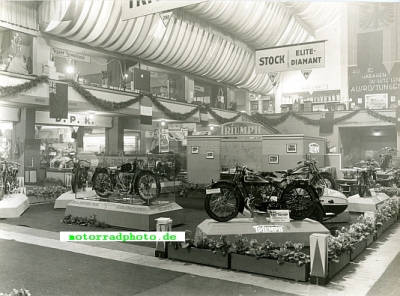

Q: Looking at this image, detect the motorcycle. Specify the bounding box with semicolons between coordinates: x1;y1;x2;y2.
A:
264;158;338;195
377;168;400;188
91;158;161;204
66;152;91;194
378;147;398;172
354;158;379;197
0;158;20;198
153;157;177;181
204;165;322;222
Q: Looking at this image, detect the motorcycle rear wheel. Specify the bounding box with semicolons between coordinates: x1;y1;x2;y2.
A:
281;183;316;220
204;183;240;222
93;172;112;198
135;172;161;203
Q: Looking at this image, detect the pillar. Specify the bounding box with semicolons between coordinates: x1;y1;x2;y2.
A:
14;108;36;177
105;116;124;155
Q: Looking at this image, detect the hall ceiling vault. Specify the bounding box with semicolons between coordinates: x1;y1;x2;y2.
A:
39;1;342;94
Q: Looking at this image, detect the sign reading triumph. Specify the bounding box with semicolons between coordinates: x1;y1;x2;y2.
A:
255;41;326;74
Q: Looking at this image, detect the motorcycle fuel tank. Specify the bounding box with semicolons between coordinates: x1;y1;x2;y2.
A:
243;174;270;184
319;188;348;215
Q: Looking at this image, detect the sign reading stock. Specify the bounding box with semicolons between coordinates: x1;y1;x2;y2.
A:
255;41;326;74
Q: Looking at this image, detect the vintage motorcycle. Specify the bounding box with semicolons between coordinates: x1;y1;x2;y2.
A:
0;158;20;197
354;158;379;197
66;153;91;194
204;165;321;222
91;158;161;203
264;158;337;194
153;157;177;181
378;147;398;172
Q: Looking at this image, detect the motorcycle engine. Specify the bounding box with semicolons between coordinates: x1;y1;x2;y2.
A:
245;184;281;211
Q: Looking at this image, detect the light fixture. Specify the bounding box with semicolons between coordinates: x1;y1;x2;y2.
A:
210;124;214;131
160;119;166;126
66;65;74;74
373;130;381;136
89;112;94;120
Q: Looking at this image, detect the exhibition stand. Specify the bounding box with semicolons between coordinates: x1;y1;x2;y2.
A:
64;199;184;230
195;213;330;250
54;188;97;209
347;190;390;212
0;193;30;218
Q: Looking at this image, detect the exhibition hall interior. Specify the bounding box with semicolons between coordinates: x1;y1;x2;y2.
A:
0;1;400;295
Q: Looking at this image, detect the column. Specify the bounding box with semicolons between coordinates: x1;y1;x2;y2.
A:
105;116;124;155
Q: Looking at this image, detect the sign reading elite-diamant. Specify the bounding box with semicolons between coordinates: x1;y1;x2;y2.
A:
255;40;326;74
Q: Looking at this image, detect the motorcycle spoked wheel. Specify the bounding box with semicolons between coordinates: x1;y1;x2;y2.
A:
71;170;82;194
135;172;161;204
312;173;338;190
204;183;240;222
280;183;317;220
93;172;112;198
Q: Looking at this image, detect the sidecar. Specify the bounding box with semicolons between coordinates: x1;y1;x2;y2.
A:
319;188;348;216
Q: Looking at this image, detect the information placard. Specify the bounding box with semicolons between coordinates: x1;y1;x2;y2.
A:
269;210;290;223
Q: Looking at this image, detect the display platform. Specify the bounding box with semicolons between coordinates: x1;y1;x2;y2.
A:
64;199;185;230
0;193;30;218
54;188;97;209
195;214;330;249
347;191;390;213
160;180;181;194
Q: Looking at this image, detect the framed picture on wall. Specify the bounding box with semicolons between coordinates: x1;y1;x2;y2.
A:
365;94;388;109
269;154;279;164
206;151;214;159
286;144;297;153
191;146;199;154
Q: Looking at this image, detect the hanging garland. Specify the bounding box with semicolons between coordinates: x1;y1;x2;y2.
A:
206;105;242;124
366;108;397;124
252;109;365;127
147;94;203;121
68;79;144;111
0;75;242;124
0;75;48;99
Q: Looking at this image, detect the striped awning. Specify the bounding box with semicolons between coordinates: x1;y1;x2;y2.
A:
39;0;342;94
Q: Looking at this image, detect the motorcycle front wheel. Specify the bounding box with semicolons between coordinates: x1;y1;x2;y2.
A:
204;183;240;222
71;170;82;193
311;172;338;190
357;178;368;197
92;172;112;198
281;183;316;220
135;172;161;203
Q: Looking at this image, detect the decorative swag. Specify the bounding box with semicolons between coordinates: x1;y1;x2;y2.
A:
0;75;241;124
0;75;396;127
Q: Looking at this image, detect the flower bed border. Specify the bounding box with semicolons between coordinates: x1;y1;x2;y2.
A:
230;253;310;282
167;244;230;269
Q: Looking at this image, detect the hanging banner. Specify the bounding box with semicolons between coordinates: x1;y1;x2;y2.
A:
51;47;90;63
159;131;170;153
301;69;312;80
268;72;278;83
122;1;203;21
255;40;325;74
140;96;152;125
49;81;68;119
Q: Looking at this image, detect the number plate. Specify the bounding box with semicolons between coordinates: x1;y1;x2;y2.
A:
206;188;221;194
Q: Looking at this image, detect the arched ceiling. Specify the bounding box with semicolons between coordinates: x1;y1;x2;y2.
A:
39;0;342;94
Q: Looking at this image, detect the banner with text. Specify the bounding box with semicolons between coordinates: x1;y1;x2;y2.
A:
121;1;203;21
255;41;325;74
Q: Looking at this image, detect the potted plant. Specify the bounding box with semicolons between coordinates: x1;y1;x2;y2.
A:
175;179;210;209
230;238;311;282
168;231;231;269
327;232;352;279
356;214;375;246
